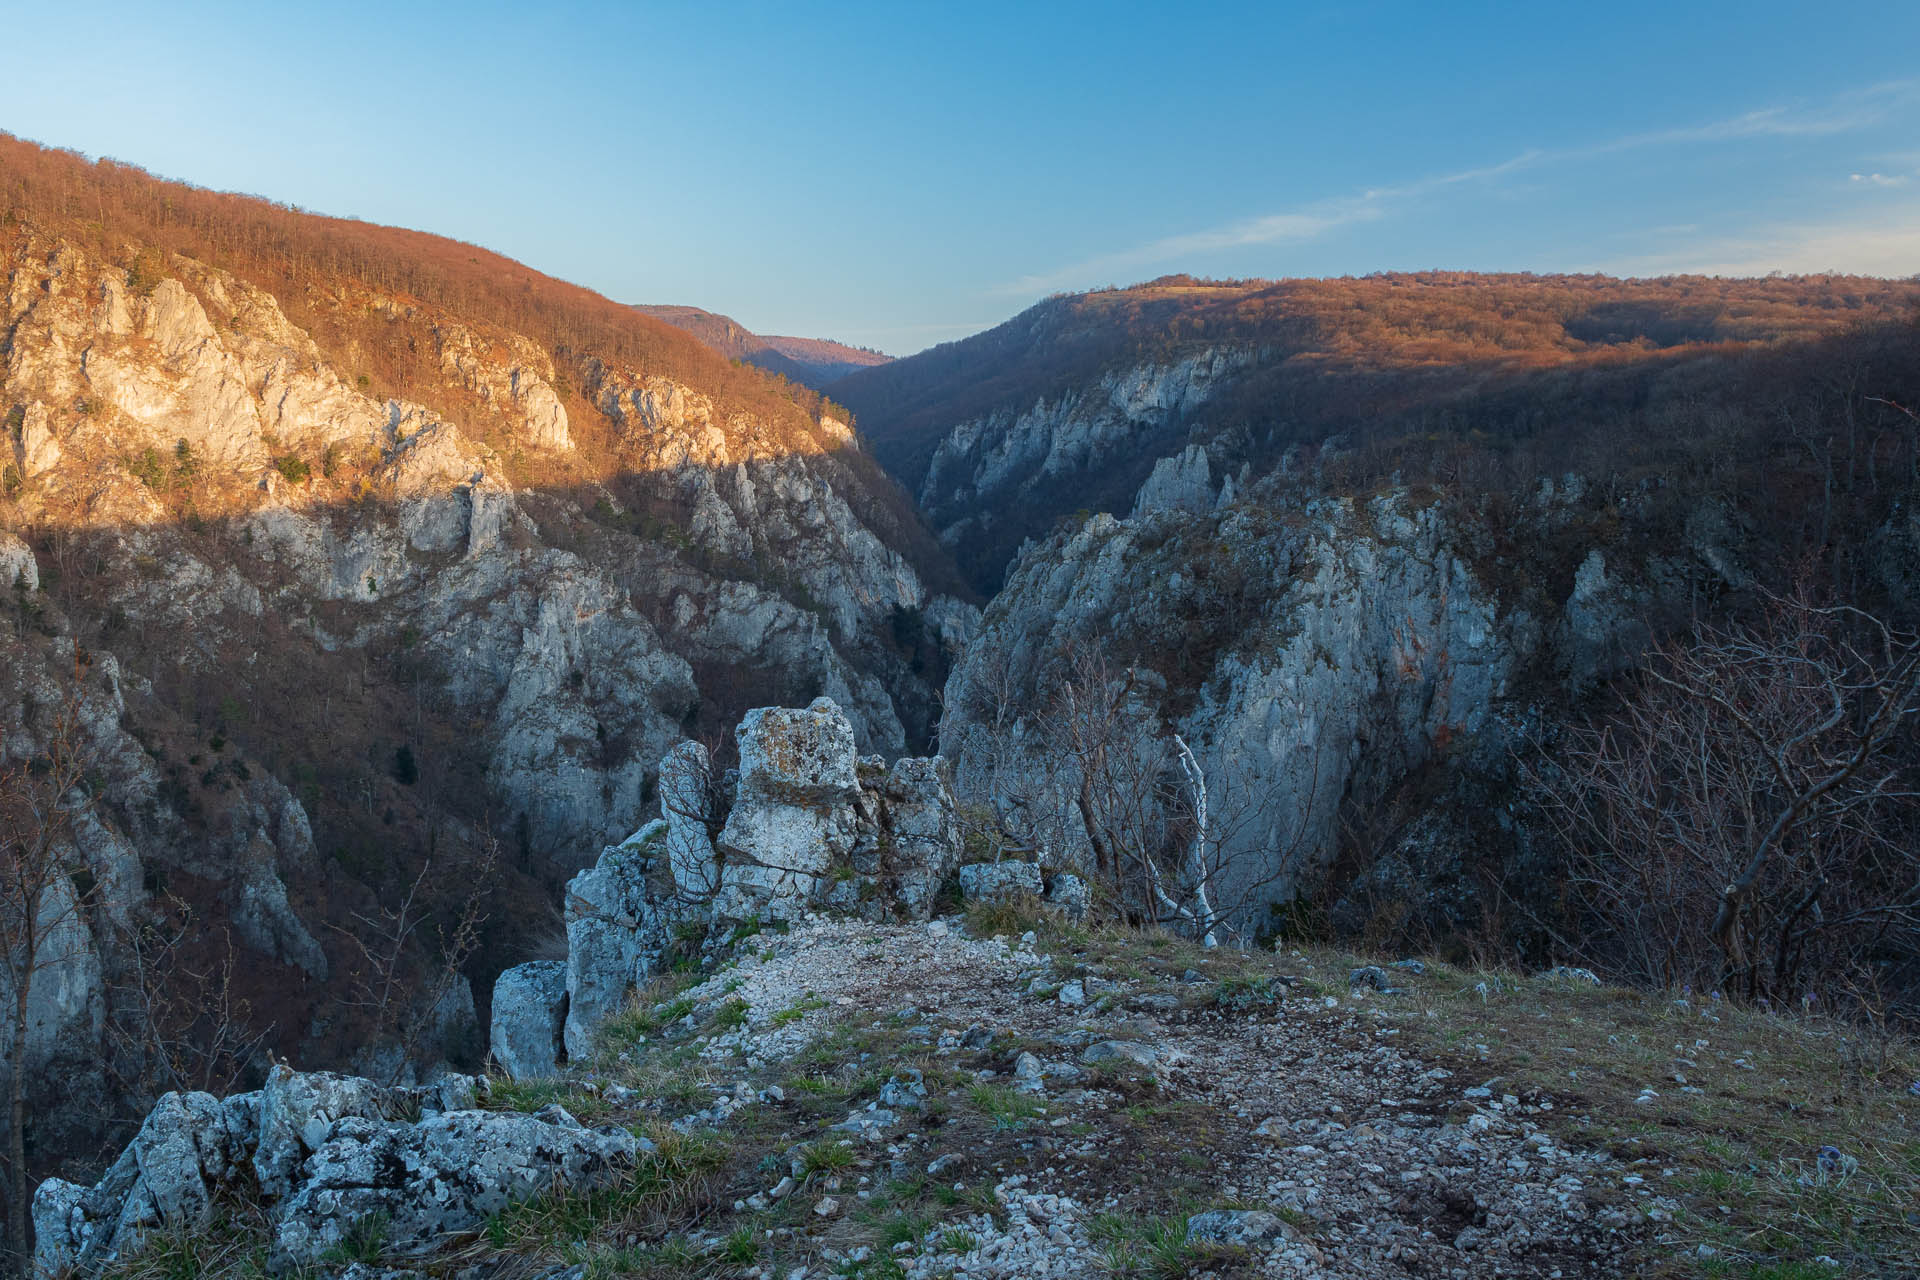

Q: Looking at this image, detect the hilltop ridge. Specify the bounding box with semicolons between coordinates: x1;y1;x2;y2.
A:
635;303;891;390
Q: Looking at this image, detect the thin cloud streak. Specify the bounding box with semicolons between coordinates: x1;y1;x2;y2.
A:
995;80;1920;299
992;152;1539;297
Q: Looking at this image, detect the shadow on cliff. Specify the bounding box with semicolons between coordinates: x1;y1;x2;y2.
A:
0;446;975;1187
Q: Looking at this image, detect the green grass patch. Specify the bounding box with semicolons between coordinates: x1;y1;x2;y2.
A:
1087;1210;1237;1279
486;1078;613;1121
710;996;751;1032
966;1081;1042;1130
485;1129;728;1253
798;1138;856;1180
772;993;828;1026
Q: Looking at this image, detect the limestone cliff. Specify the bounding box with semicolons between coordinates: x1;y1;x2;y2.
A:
0;225;970;1182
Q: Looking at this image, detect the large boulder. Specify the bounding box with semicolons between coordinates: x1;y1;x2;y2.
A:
878;755;961;915
32;1067;500;1276
564;823;669;1059
715;698;863;919
33;1090;257;1273
271;1108;640;1266
489;961;569;1080
253;1065;405;1201
959;860;1043;904
659;739;721;901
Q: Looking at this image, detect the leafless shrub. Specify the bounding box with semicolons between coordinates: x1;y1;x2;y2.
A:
330;834;496;1083
103;897;273;1101
1527;587;1920;1019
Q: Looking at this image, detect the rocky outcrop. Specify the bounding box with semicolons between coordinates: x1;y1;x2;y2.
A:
920;349;1252;525
562;823;676;1059
908;349;1255;587
3;232;955;862
495;698;963;1077
31;1065;638;1274
487;961;569;1080
939;487;1533;929
0;229;966;1198
958;860;1043;903
714;700;867;918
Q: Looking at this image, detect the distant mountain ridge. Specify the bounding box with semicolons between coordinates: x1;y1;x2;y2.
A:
829;271;1920;592
633;303;890;390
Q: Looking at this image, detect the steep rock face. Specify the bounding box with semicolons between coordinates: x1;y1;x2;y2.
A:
913;349;1253;586
0;230;965;1186
3;234;951;863
1;633;331;1169
938;478;1638;930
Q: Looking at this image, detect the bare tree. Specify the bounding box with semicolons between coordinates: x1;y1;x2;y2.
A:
1528;588;1920;1013
330;834;495;1084
990;643;1325;943
0;658;93;1260
104;897;273;1100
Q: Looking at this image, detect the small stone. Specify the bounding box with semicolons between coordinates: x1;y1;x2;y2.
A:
1348;965;1391;991
1187;1209;1287;1246
814;1195;840;1217
1081;1040;1158;1068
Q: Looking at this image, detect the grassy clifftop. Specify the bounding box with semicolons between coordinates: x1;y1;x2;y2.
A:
89;903;1920;1280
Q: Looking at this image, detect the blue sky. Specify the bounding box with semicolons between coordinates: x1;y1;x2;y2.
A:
4;1;1918;354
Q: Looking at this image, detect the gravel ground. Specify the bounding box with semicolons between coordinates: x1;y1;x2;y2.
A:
653;916;1635;1279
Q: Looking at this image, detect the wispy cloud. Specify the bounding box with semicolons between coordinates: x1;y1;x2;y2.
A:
993;152;1538;296
1851;172;1912;188
995;80;1920;297
1588;80;1919;153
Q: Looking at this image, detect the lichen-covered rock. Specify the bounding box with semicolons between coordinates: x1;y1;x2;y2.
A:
564;826;670;1059
659;741;722;901
489;961;569;1080
33;1067;499;1275
1045;871;1091;921
270;1108;640;1266
958;860;1043;904
1186;1208;1288;1246
877;755;960;915
32;1089;258;1273
715;698;863;918
253;1065;404;1201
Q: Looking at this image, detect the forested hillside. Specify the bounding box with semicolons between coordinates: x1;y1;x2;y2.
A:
834;273;1920;593
0;132;973;1203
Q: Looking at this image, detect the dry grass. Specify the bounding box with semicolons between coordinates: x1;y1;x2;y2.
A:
1004;912;1919;1278
1334;954;1920;1279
